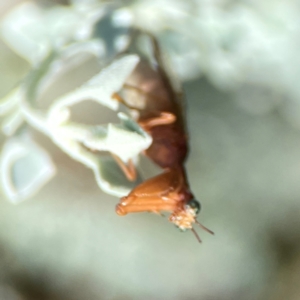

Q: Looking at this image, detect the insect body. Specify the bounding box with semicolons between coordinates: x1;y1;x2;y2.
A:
113;34;213;242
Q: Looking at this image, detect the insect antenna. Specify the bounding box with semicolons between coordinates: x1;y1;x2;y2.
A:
191;228;202;243
195;220;214;235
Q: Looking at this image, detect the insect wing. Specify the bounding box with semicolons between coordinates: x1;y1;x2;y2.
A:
148;33;188;133
127;169;180;198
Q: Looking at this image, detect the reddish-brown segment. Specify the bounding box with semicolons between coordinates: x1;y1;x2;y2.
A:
113;33;213;242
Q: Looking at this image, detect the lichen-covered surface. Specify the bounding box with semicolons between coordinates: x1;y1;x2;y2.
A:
0;1;300;300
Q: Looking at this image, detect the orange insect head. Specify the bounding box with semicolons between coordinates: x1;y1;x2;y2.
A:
169;199;214;243
169;199;200;230
116;178;214;243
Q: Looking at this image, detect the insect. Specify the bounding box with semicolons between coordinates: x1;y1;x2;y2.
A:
112;33;213;242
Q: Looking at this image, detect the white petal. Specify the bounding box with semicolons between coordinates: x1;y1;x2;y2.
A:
48;54;140;123
0;134;56;203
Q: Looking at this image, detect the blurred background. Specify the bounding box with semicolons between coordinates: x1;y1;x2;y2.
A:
0;0;300;299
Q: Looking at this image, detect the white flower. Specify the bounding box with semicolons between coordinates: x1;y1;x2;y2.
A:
0;133;56;204
0;7;152;200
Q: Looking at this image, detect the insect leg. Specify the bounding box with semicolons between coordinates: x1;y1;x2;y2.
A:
138;112;176;131
111;153;137;181
111;92;142;111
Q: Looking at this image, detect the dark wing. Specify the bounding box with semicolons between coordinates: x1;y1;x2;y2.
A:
123;30;188;134
149;33;188;135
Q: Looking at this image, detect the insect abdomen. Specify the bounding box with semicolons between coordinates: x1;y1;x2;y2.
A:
145;125;188;168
